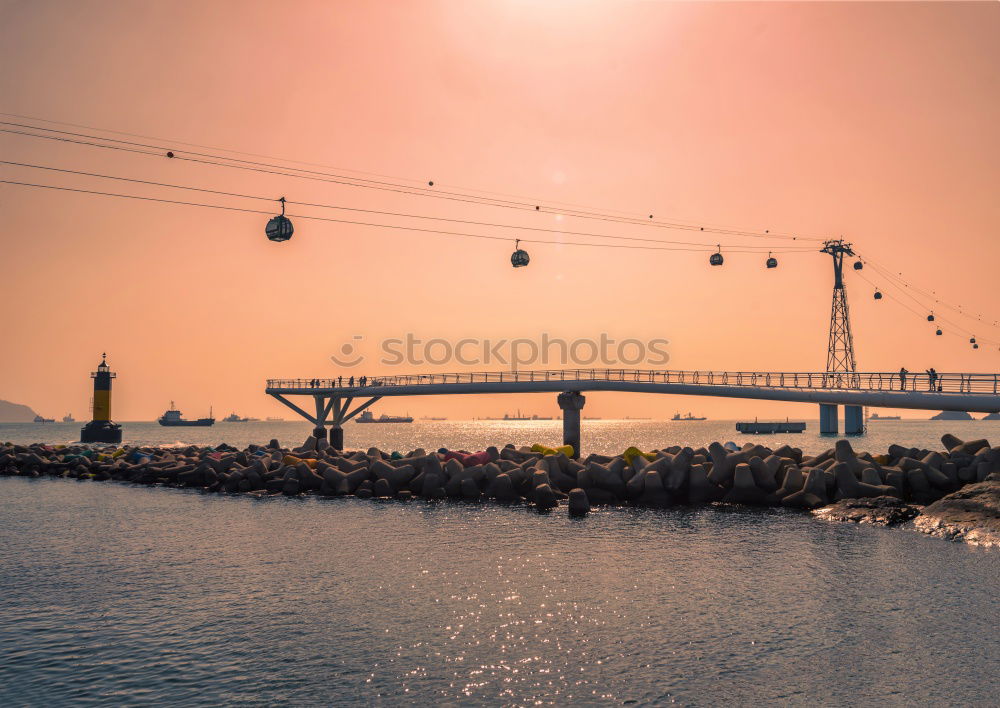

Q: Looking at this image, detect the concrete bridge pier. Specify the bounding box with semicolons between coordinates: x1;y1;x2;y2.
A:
820;403;838;435
558;391;586;459
330;424;344;451
312;395;329;442
844;405;865;435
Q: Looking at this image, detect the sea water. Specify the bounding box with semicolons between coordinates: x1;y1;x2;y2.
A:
2;418;998;455
0;477;997;705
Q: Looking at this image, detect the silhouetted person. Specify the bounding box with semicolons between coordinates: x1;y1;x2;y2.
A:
360;376;367;387
899;367;908;391
929;367;939;391
349;376;354;387
337;376;342;387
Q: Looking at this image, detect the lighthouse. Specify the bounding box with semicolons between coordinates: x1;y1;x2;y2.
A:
80;353;123;444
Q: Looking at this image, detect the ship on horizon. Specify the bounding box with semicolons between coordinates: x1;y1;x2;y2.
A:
33;414;55;423
483;410;553;421
355;410;413;424
159;402;215;427
868;412;901;420
223;412;260;423
672;412;707;421
62;413;75;423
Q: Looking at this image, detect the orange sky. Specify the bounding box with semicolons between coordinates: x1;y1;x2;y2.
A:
1;0;998;422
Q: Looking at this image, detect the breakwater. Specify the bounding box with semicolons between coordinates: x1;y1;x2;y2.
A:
3;433;998;523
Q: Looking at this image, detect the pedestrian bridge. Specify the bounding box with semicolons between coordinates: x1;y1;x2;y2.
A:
265;368;1000;451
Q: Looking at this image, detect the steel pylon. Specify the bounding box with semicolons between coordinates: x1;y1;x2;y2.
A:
821;240;858;388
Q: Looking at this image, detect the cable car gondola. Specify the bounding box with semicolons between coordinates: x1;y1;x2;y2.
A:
853;260;863;270
927;312;935;322
973;343;979;350
970;336;976;344
511;239;530;268
766;252;778;269
873;290;883;300
265;197;294;242
709;245;724;266
935;328;943;336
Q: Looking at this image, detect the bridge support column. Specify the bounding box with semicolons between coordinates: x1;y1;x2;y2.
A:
557;391;585;459
820;404;838;435
313;395;328;441
844;405;865;435
330;425;344;451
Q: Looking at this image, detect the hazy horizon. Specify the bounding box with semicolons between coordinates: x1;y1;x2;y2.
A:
2;0;998;422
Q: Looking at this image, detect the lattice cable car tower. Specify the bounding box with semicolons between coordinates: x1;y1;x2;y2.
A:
821;240;858;389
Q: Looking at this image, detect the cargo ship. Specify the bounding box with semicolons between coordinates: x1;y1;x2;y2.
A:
355;410;413;423
33;414;55;423
868;412;901;420
223;413;260;422
483;410;553;421
62;413;75;423
158;402;215;427
672;412;706;421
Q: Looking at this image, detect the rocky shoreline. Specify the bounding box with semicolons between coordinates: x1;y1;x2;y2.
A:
2;434;998;545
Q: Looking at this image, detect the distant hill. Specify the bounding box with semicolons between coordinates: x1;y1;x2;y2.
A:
930;411;974;421
0;399;39;422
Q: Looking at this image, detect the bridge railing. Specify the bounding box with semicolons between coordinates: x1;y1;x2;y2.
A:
267;369;1000;394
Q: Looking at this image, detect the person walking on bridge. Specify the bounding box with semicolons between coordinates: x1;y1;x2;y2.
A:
899;367;909;391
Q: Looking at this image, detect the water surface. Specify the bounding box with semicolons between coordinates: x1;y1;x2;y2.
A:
3;418;997;456
1;477;997;705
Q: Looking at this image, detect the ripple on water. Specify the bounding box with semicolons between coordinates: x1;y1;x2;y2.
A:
0;477;998;706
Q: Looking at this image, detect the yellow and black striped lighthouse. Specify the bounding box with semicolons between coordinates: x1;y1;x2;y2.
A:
80;353;123;444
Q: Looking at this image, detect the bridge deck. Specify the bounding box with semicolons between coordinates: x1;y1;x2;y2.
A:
265;368;1000;413
264;368;1000;450
266;369;1000;396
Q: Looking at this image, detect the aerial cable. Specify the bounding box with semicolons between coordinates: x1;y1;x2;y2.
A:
1;118;825;239
855;253;997;326
0;120;826;242
0;110;752;220
0;160;817;251
1;179;812;254
855;252;1000;333
854;271;998;346
0;110;437;187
